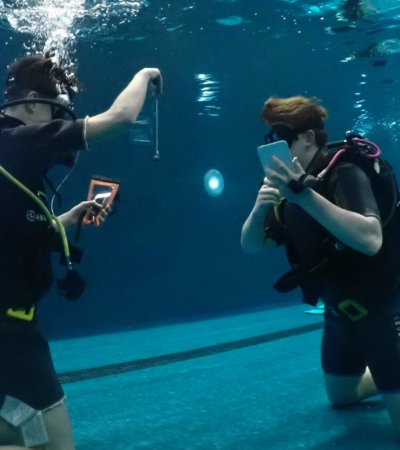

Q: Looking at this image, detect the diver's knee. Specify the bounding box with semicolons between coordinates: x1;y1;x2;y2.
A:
325;388;357;407
328;394;358;408
324;373;362;407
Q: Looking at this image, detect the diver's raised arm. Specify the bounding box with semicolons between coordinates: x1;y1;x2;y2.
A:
241;178;281;253
266;157;383;256
85;67;162;144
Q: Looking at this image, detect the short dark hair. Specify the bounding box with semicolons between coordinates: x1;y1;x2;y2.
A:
4;54;79;102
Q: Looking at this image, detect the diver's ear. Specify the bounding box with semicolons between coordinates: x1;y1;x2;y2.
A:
304;129;316;146
25;91;39;113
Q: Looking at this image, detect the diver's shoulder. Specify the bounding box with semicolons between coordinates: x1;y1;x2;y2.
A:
331;159;367;175
0;114;25;128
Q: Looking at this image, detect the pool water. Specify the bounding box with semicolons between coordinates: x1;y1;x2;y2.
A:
0;1;400;447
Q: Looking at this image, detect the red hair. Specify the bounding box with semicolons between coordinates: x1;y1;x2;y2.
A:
261;96;329;148
261;96;328;130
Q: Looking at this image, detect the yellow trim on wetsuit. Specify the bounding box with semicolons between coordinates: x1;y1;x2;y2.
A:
6;305;36;322
338;299;368;321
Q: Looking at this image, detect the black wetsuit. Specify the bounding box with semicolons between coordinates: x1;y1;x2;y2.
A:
267;161;400;391
0;115;86;410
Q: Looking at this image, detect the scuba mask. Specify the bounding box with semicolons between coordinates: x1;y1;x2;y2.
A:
50;93;75;120
47;60;77;119
264;122;326;149
264;124;299;148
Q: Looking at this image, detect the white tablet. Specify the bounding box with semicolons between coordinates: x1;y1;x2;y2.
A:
257;140;292;173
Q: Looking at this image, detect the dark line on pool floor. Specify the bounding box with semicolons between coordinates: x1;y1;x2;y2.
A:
58;321;323;384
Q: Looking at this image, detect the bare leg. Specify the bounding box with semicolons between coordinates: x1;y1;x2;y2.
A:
381;392;400;439
41;400;74;450
323;367;378;406
325;369;400;438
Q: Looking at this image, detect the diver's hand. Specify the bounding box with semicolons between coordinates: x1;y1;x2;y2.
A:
241;177;280;253
265;157;307;203
253;176;282;216
58;201;111;229
83;201;111;226
140;68;163;96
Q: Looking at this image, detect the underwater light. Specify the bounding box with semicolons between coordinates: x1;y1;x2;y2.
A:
204;169;224;197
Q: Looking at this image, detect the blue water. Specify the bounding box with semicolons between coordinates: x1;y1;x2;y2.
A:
1;2;400;448
0;1;399;339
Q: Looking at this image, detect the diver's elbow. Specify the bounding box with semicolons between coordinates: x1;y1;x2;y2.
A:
360;218;383;256
240;235;263;254
241;240;259;254
361;232;382;256
365;238;382;256
105;106;139;127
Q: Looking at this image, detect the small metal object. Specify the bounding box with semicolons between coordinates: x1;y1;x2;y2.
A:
153;96;160;162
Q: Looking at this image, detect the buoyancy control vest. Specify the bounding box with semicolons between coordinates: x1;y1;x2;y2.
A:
266;132;400;306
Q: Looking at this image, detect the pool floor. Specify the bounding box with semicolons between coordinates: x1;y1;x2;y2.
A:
49;304;398;449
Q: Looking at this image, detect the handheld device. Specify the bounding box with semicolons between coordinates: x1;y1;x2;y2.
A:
83;176;120;226
257;140;292;173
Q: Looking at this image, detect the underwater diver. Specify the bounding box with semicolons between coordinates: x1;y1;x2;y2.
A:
337;0;378;22
0;54;162;450
241;96;400;439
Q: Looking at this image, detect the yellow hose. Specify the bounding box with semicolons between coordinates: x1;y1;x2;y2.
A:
0;165;70;258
